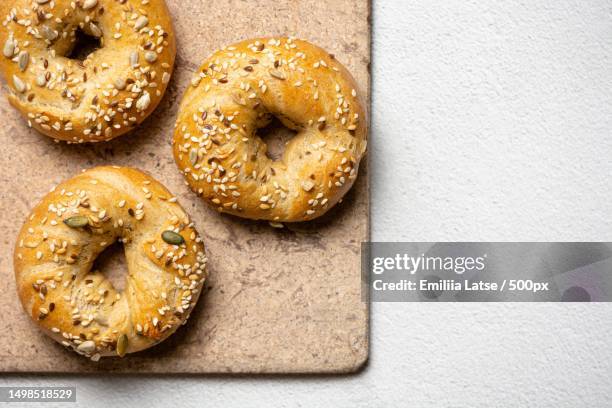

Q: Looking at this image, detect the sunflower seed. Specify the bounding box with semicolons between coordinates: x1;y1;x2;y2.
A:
301;180;315;192
36;0;50;3
162;230;185;245
82;0;98;10
77;340;96;354
94;315;109;326
114;77;126;90
116;334;128;357
189;148;198;165
144;51;157;63
89;22;102;38
135;92;151;111
63;215;89;228
269;68;286;80
13;75;26;93
36;74;47;87
231;92;246;106
130;51;139;67
134;16;149;31
3;38;15;58
18;51;29;71
41;25;58;41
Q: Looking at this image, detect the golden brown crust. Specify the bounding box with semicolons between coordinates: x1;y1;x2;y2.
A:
173;37;368;222
0;0;176;143
14;166;207;360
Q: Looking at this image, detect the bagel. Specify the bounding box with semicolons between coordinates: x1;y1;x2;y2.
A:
13;166;208;360
0;0;175;143
173;37;368;222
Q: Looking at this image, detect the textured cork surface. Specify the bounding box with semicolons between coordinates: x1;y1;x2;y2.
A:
0;0;370;373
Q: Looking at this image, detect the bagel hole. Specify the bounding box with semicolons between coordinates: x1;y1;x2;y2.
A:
91;241;127;292
67;28;101;61
257;116;298;161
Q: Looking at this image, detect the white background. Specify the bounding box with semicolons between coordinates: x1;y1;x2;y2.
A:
3;0;612;406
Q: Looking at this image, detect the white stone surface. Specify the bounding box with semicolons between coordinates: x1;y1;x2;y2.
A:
2;0;612;406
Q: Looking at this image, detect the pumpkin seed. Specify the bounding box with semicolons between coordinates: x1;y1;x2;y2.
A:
3;38;14;58
116;334;128;357
162;230;185;245
18;51;29;71
36;0;50;4
63;215;89;228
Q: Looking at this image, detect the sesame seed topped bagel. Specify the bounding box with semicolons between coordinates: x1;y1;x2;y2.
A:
173;37;368;222
14;166;208;360
0;0;176;143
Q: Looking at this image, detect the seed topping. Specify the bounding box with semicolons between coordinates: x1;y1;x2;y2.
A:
63;216;89;228
162;231;185;246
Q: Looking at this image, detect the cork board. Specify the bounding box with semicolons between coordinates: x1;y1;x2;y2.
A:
0;0;370;374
